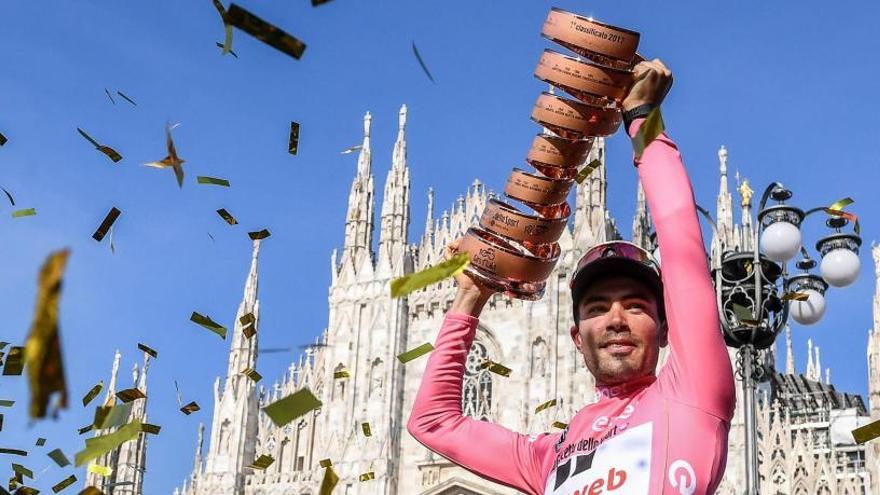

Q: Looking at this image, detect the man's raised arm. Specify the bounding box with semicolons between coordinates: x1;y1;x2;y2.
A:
626;60;736;421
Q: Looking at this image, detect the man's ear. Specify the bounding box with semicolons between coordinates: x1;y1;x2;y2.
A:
658;321;669;348
570;324;582;351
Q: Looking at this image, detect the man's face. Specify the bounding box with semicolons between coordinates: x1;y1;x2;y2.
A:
569;275;667;386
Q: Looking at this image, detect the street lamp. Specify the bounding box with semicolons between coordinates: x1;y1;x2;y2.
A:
693;182;862;495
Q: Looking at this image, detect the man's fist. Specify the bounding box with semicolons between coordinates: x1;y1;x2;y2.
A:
622;58;673;111
445;238;498;299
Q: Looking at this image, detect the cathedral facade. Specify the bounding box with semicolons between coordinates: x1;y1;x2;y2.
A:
146;106;880;494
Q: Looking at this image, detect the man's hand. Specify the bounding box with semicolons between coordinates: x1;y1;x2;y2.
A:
622;58;673;111
446;238;497;317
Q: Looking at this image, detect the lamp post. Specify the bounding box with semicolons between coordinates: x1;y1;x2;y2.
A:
688;182;862;495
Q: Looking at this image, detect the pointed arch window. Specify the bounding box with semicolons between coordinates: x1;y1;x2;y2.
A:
462;341;493;420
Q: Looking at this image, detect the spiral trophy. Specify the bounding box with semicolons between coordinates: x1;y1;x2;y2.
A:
459;8;642;300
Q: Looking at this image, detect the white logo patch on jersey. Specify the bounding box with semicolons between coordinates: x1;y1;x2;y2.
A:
667;459;697;495
544;422;652;495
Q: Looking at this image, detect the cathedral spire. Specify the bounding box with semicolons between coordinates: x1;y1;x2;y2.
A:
105;349;122;405
573;137;617;252
227;239;261;380
632;178;652;250
713;146;735;266
193;423;205;476
785;324;795;375
378;105;412;275
340;111;376;276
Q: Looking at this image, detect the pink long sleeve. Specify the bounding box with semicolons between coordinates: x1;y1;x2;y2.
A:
630;118;736;422
407;313;558;495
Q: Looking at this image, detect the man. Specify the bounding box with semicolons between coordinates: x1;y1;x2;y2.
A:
407;59;736;495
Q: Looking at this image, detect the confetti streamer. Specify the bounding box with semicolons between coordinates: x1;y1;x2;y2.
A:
575;159;601;184
311;0;334;6
2;347;24;375
828;197;854;211
79;487;104;495
24;249;70;418
93;402;133;429
76;128;122;163
115;388;145;403
215;41;238;58
92;207;120;242
631;107;665;160
319;459;332;468
397;343;434;364
552;421;568;429
781;292;809;301
0;448;28;456
12;208;36;218
534;398;557;414
12;463;32;479
77;424;93;435
262;388;322;427
104;89;115;105
190;312;227;339
216;208;238;225
333;368;351;379
248;229;271;240
359;472;375;482
47;448;70;467
248;454;274;470
180;401;200;415
1;186;14;206
87;464;112;476
137;343;157;359
319;465;339;495
411;41;435;83
240;368;262;382
17;486;39;495
825;207;861;235
52;474;77;493
141;424;161;435
81;382;103;407
0;414;3;432
196;176;230;187
361;422;372;437
35;438;45;447
852;418;880;444
390;252;469;298
240;312;256;338
116;91;137;106
74;421;143;466
288;122;299;155
480;360;512;377
340;145;362;154
144;124;185;188
0;400;13;407
225;4;307;60
212;0;234;55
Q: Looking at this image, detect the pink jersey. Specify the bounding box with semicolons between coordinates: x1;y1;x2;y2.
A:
407;118;736;495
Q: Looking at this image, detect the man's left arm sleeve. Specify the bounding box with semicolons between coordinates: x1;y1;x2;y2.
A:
631;117;736;421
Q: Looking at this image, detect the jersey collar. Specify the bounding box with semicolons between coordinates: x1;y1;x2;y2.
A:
594;374;656;402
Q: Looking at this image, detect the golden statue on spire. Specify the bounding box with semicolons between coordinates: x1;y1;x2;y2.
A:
738;178;754;208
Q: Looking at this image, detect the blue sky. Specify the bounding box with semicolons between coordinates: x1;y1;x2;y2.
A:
1;1;879;493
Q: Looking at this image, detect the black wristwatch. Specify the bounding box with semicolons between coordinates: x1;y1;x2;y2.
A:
623;104;654;130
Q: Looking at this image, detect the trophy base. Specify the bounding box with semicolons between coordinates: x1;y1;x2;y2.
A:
464;265;547;301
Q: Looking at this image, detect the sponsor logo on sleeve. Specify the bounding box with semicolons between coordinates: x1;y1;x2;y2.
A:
667;460;696;495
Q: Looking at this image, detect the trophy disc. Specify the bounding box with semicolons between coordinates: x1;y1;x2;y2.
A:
535;49;633;104
527;133;592;170
480;198;570;245
531;92;622;140
542;8;640;69
504;168;572;206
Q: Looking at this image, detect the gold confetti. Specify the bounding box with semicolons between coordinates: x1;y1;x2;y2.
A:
825;208;861;235
852;418;880;444
361;422;372;437
248;229;271;240
534;399;557;414
319;458;332;468
3;347;24;375
0;400;13;407
0;132;7;146
479;360;512;377
104;89;115;105
217;209;238;225
81;382;103;407
731;304;759;327
52;474;77;493
17;486;39;495
92;207;120;242
631;107;665;160
312;0;334;6
190;312;227;339
319;465;339;495
47;448;71;467
215;41;238;58
241;368;262;382
78;424;93;435
24;250;70;419
289;122;299;155
340;145;362;154
333;368;351;379
411;41;435;83
225;4;307;60
12;208;36;218
359;472;375;482
781;292;809;301
262;388;322;427
248;454;274;470
76;128;122;163
12;463;33;479
115;388;145;403
397;343;434;364
196;176;230;187
144;124;185;188
116;91;136;106
0;414;4;432
240;312;256;338
93;402;133;429
88;464;112;476
137;343;157;359
180;401;200;415
140;423;161;435
575;159;601;184
0;448;27;456
36;438;45;447
79;487;105;495
828;197;854;212
212;0;234;55
552;421;568;429
390;252;469;298
74;421;143;467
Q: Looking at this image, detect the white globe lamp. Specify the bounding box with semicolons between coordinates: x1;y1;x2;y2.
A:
817;234;861;288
